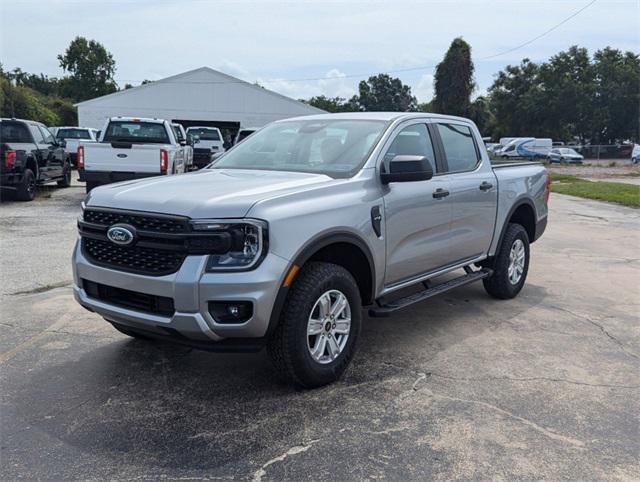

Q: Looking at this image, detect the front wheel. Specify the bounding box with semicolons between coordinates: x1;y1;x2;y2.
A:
483;223;530;299
268;262;362;388
57;161;71;187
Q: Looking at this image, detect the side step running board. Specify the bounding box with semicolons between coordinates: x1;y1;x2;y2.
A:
369;268;492;318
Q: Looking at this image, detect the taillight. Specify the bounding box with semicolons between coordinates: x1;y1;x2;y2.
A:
77;146;84;169
544;172;551;203
5;150;16;168
160;149;168;173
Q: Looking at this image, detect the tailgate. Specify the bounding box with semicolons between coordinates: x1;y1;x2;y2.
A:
84;143;165;173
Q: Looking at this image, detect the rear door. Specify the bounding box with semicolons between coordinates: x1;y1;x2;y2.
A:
382;121;452;287
433;121;497;264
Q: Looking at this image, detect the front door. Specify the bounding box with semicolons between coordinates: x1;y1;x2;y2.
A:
382;122;452;287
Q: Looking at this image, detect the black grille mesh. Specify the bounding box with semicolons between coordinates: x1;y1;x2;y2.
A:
83;238;185;276
83;210;187;233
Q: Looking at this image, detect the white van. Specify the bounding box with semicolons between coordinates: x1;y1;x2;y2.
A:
500;138;552;159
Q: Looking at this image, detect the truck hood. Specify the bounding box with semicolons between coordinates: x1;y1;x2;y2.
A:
86;168;334;219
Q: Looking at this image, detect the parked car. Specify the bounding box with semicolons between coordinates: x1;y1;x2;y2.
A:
186;126;225;169
72;112;549;387
53;126;99;167
0;118;71;201
78;117;186;193
631;144;640;164
501;138;552;159
234;127;258;145
547;148;584;164
171;123;194;170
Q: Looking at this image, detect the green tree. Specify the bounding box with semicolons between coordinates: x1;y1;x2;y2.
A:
433;37;475;116
0;78;60;125
354;74;416;111
305;95;355;112
469;96;494;136
58;36;117;101
591;48;640;142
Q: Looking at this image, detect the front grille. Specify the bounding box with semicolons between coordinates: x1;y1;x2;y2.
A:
83;209;187;233
82;238;186;276
83;279;175;317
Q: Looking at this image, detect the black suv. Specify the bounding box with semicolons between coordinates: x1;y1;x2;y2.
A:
0;118;71;201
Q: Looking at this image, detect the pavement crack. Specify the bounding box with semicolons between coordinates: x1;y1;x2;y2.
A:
424;389;586;448
8;281;72;296
551;306;639;360
251;439;320;482
427;372;639;389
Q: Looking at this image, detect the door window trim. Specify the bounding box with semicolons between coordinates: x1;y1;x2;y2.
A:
376;120;446;176
432;121;482;175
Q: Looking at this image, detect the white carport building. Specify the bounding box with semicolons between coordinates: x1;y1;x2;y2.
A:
75;67;324;139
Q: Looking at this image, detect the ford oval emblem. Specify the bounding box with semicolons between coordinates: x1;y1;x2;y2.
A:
107;224;136;246
117;153;128;158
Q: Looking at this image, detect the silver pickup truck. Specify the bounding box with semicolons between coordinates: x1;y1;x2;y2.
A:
73;112;549;387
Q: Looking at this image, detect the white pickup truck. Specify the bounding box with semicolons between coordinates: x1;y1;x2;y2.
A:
186;126;225;169
78;117;186;193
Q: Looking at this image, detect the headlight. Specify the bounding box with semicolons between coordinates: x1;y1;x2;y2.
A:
190;219;268;271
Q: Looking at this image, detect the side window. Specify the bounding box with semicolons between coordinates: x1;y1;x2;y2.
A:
383;124;436;172
29;124;45;144
39;126;55;144
436;123;479;173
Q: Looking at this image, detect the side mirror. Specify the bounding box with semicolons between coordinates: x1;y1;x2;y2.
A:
58;139;67;148
381;155;434;184
179;140;186;146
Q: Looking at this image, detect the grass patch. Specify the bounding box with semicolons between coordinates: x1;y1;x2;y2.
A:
550;173;640;207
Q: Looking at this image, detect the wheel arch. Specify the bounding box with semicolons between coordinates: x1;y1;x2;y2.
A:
498;199;537;248
266;232;376;337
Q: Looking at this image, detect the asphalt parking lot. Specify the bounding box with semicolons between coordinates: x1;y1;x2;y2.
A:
1;178;639;480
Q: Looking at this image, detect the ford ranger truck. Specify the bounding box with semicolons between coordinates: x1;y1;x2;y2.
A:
78;117;186;193
73;113;549;388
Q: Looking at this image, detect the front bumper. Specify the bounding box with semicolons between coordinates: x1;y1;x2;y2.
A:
72;240;289;346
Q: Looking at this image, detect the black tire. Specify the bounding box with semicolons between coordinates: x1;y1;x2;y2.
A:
16;168;36;201
57;161;71;187
85;181;98;193
268;262;362;388
483;223;530;299
111;323;153;340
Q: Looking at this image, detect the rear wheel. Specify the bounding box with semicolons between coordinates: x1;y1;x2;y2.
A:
16;168;36;201
268;262;362;388
483;223;530;299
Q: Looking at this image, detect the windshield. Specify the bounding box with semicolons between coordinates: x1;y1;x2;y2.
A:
188;128;220;141
211;119;386;177
103;121;169;144
56;128;91;140
560;148;578;155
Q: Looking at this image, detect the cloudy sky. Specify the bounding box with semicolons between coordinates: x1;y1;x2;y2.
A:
1;0;638;102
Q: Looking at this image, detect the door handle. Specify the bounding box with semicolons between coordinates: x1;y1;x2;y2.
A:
432;188;450;199
479;181;493;191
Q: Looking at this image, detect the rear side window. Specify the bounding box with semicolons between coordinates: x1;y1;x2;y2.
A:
0;122;32;143
103;121;170;144
383;124;436;172
39;126;55;144
172;126;185;142
436;123;479;172
56;128;91;140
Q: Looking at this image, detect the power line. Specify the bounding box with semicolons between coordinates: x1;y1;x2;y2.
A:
114;0;598;85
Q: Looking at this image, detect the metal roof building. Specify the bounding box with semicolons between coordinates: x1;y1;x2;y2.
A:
75;67;324;134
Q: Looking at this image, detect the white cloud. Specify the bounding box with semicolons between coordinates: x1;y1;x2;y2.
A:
257;68;357;101
414;74;435;103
